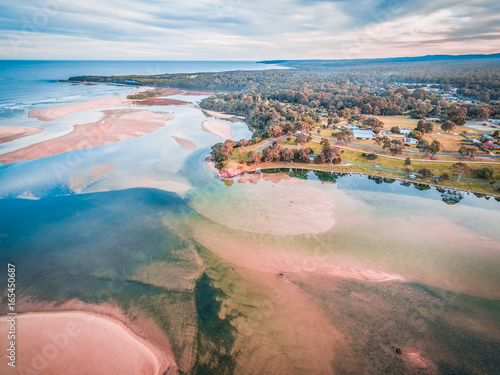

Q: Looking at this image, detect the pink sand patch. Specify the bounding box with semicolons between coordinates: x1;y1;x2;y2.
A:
0;109;173;165
201;120;232;140
0;126;44;143
172;136;196;150
0;311;172;375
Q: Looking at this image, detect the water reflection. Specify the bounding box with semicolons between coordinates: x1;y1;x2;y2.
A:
236;169;498;207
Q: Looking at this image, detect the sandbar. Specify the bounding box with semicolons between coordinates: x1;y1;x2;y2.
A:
29;95;133;122
27;87;182;122
0;126;44;143
184;91;211;95
0;109;173;165
201;120;232;140
172;136;196;150
0;311;170;375
202;109;235;119
137;98;189;106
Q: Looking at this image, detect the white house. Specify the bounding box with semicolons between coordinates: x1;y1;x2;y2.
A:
399;128;412;135
471;138;482;145
404;137;419;145
353;129;375;140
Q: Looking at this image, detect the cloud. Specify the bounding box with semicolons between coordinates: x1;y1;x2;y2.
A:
0;0;498;59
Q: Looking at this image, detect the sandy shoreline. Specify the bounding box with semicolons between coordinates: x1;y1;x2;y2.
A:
0;126;44;143
201;119;232;140
0;310;172;375
0;109;173;165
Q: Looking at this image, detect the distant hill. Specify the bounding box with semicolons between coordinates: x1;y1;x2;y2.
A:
260;53;500;68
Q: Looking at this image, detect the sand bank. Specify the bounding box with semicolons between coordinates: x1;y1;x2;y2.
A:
29;95;133;121
27;87;180;121
190;174;337;235
0;311;171;375
184;90;211;95
201;120;232;140
172;136;196;150
202;109;235;119
0;126;44;143
136;98;189;106
0;109;173;165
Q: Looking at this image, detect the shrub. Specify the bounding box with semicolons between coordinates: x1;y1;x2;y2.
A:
367;153;378;160
418;168;433;178
439;172;450;181
477;166;494;180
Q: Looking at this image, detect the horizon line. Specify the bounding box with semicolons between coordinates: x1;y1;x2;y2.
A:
1;52;500;63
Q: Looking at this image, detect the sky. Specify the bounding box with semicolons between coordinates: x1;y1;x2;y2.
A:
0;0;499;60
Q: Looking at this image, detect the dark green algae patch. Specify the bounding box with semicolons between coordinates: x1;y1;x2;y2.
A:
194;272;237;375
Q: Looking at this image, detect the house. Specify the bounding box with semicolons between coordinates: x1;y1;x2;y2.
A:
309;153;319;161
404;137;418;145
353;129;375;140
483;142;499;150
471;138;482;145
399;128;412;135
342;125;359;130
482;134;493;141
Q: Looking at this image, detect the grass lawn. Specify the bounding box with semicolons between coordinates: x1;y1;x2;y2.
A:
423;132;470;153
374;115;423;130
